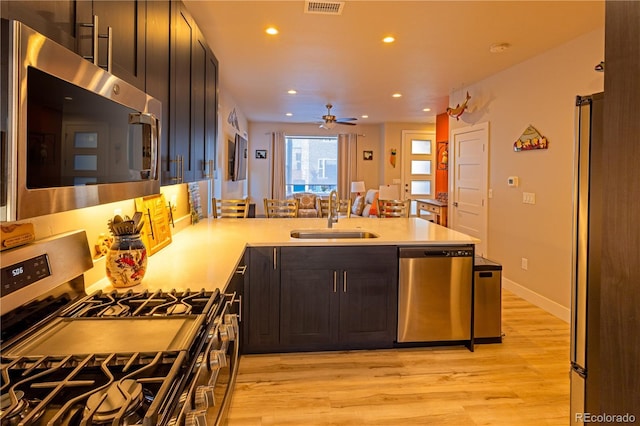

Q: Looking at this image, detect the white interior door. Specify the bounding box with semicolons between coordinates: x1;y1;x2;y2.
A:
401;130;436;215
450;122;489;256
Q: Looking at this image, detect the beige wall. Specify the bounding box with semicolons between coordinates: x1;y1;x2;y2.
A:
450;28;604;319
216;90;249;201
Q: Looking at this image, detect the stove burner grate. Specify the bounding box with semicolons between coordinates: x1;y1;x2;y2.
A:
63;289;219;318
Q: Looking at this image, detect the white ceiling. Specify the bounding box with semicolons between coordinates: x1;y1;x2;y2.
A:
183;1;604;125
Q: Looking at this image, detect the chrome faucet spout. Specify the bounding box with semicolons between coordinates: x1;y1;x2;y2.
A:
328;190;339;228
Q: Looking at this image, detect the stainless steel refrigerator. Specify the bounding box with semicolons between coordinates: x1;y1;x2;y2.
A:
570;92;604;424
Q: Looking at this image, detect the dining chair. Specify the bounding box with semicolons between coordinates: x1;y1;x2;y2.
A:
377;199;410;218
212;198;250;218
317;198;331;217
263;198;299;218
332;198;352;218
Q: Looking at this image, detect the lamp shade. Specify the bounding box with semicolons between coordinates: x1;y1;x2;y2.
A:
351;181;365;193
378;184;400;200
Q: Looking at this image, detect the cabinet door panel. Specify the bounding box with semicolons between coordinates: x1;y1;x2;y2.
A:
280;269;338;349
340;268;397;347
92;0;146;89
169;5;193;183
191;35;207;181
145;0;170;182
245;247;280;352
204;52;218;179
3;1;78;51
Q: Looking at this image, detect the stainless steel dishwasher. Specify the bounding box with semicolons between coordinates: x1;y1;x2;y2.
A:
397;246;474;344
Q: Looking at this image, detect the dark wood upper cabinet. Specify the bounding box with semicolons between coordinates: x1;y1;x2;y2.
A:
3;1;146;90
2;1;78;51
166;2;218;184
145;0;170;181
89;1;146;89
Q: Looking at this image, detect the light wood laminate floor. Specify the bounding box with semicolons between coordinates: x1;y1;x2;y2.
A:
227;290;570;425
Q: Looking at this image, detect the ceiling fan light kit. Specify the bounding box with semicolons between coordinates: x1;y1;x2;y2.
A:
319;103;357;129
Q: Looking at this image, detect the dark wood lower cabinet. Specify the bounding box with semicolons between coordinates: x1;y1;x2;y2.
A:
279;246;398;352
242;245;398;354
243;247;281;353
280;268;338;350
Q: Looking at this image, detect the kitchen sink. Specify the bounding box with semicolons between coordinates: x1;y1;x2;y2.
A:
290;229;379;239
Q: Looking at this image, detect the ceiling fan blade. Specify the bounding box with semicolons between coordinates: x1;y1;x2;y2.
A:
336;121;357;126
336;117;357;122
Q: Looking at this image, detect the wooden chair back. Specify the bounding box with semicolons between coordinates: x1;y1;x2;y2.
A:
318;198;331;217
378;199;410;218
333;198;352;218
212;198;249;218
264;198;299;218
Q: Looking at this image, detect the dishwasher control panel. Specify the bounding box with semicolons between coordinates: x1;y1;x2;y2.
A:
399;245;474;258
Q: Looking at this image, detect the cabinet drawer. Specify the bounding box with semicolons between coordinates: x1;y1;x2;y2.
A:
418;203;441;214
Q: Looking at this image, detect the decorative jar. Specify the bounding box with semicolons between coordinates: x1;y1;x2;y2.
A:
105;234;147;288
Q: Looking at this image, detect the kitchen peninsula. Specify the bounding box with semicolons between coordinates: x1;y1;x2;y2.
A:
87;217;478;354
87;217;478;295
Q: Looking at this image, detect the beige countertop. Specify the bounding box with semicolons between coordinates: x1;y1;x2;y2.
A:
86;217;478;295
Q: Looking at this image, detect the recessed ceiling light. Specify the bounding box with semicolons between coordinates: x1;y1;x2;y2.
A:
285;112;293;117
392;93;402;98
266;27;279;35
382;36;395;43
287;89;297;94
361;115;369;119
489;42;511;53
422;108;431;112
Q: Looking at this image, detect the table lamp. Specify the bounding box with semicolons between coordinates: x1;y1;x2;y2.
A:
378;184;400;200
351;181;365;196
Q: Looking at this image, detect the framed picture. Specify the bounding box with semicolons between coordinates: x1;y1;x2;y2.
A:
255;149;267;159
363;150;373;161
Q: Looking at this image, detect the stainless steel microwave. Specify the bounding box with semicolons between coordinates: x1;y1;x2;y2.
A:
1;20;161;221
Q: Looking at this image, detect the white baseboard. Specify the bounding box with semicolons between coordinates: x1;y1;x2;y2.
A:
502;277;570;323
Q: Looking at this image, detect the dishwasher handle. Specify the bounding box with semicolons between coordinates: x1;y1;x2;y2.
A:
399;246;474;258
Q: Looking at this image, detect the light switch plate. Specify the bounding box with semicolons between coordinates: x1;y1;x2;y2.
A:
523;192;536;204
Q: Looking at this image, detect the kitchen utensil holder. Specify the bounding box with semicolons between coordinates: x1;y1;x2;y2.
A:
105;234;147;288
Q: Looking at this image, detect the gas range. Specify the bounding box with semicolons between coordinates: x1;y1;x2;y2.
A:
1;231;240;426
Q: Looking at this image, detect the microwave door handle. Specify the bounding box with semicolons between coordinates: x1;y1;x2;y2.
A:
129;112;159;180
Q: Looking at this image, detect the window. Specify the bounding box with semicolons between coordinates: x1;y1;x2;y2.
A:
285;136;337;195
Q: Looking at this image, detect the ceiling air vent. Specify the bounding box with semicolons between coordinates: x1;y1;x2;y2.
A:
304;1;345;15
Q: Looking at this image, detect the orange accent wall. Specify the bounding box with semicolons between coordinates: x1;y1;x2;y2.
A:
435;112;449;196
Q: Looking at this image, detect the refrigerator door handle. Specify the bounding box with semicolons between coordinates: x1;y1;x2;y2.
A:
570;97;590;369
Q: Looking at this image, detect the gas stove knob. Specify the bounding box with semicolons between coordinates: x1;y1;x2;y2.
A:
208;349;227;369
219;323;234;342
185;410;208;426
224;313;238;328
195;384;216;410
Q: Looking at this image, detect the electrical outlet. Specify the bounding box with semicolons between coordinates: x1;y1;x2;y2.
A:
523;192;536;204
488;189;493;198
521;257;528;270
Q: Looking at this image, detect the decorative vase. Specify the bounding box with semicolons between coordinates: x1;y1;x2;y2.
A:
105;234;147;288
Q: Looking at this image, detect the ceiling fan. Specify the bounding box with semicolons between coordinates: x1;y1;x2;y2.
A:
319;103;357;129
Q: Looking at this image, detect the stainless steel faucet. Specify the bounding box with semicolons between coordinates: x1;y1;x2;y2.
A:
328;190;338;228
